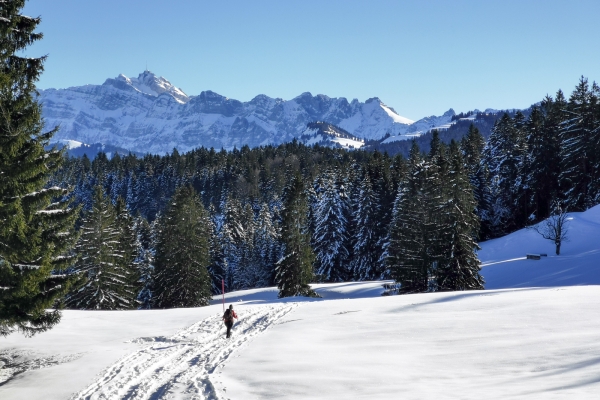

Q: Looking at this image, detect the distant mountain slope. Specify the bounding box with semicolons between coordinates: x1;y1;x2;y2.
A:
40;71;425;154
299;121;365;149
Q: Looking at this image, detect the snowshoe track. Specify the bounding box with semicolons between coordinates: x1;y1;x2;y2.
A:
71;303;297;400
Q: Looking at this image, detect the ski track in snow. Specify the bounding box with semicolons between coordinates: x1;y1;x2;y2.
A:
71;303;298;400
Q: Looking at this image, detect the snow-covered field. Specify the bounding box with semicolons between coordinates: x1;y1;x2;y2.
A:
2;207;600;399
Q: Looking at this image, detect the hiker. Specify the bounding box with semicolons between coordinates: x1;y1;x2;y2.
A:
222;304;238;338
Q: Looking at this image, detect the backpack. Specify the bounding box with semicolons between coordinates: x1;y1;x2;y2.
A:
223;309;233;322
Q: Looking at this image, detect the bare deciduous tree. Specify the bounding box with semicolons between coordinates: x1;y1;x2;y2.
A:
533;203;569;255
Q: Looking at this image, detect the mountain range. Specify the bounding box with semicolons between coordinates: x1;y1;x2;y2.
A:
40;71;460;155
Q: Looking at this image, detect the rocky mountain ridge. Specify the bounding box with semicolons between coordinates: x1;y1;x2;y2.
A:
40;71;457;154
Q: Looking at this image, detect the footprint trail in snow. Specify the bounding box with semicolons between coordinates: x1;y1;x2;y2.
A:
71;303;297;400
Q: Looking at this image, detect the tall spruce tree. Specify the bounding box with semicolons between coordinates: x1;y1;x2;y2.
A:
524;102;561;222
386;142;431;293
232;202;256;290
559;77;600;210
461;124;492;239
350;174;382;280
207;204;227;295
435;141;484;291
251;203;280;287
220;195;246;290
275;173;318;298
66;186;138;310
153;186;212;308
0;1;79;336
114;197;139;289
313;171;350;282
135;215;154;309
483;113;527;235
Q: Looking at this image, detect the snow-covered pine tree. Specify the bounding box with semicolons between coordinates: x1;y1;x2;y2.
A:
559;77;600;210
312;171;350;282
427;134;450;290
0;0;79;336
275;173;318;298
114;197;140;290
483;113;527;236
251;203;280;287
523;104;559;222
386;142;431;293
460;124;492;239
349;174;382;280
207;204;227;294
66;186;138;310
511;111;532;227
232;202;257;289
536;92;566;219
219;196;257;290
135;215;155;309
153;186;213;308
370;152;400;278
219;195;243;291
435;141;485;291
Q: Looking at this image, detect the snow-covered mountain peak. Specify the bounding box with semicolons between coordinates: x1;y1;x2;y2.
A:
442;108;456;118
113;70;189;103
40;74;450;154
380;102;414;125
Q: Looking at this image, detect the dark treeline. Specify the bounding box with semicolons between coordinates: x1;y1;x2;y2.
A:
50;76;600;309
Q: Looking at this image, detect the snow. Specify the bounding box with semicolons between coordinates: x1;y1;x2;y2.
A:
479;204;600;289
116;71;190;104
379;103;414;124
40;73;430;153
3;207;600;399
57;139;83;149
331;137;364;149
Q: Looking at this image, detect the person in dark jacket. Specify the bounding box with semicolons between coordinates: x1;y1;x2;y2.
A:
222;304;238;338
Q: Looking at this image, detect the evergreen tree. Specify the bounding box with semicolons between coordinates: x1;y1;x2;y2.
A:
232;202;257;289
313;171;350;282
220;195;245;290
114;197;139;289
512;111;532;226
435;141;485;291
135;215;154;309
461;124;492;239
206;204;226;294
524;101;562;222
0;1;79;336
559;77;600;210
153;186;212;308
275;173;318;298
251;203;280;287
66;186;137;310
350;174;382;280
483;113;527;235
386;142;431;293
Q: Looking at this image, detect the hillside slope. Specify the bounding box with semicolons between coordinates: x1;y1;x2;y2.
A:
479;204;600;289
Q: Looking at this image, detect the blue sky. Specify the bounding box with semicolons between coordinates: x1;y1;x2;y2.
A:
23;0;600;120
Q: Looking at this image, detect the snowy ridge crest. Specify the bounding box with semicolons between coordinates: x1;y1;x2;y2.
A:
110;71;189;103
39;71;449;155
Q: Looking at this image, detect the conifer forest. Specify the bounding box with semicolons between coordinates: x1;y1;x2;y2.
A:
42;77;600;308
